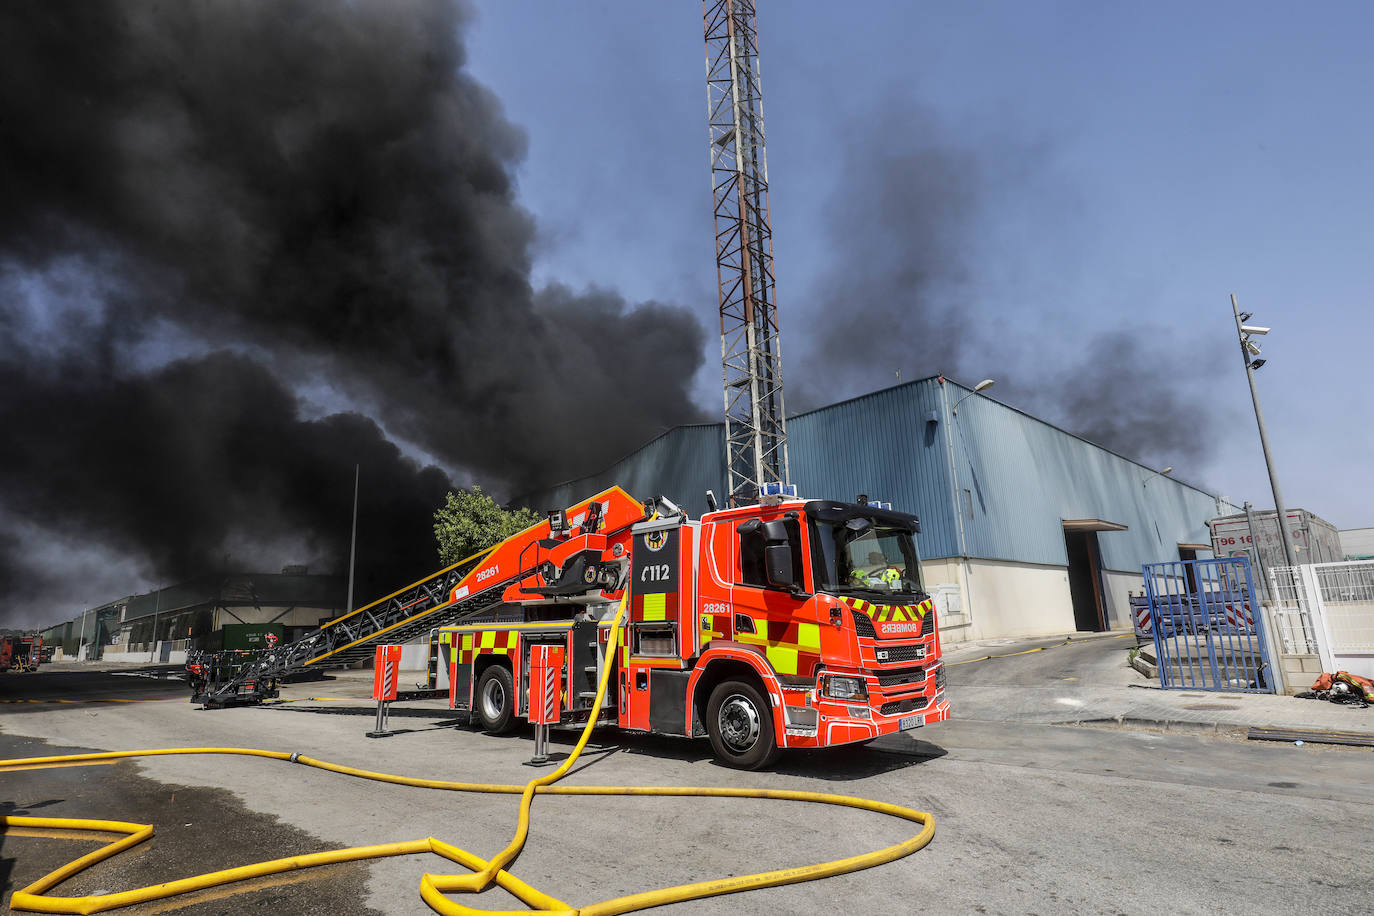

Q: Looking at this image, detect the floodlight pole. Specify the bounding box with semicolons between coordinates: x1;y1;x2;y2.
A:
149;584;161;663
1231;294;1297;570
345;464;359;620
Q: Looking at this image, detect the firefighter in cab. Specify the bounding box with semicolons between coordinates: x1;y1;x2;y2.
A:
850;551;902;589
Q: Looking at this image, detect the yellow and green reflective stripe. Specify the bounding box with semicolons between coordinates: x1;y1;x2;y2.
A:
642;593;667;622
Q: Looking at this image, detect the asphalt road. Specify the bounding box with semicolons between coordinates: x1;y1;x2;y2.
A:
1;667;187;712
2;662;1370;915
2;732;381;916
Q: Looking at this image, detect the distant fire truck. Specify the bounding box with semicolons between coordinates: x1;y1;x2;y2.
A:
1;635;43;673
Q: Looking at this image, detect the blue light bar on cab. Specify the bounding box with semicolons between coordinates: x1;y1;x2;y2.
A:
760;483;798;498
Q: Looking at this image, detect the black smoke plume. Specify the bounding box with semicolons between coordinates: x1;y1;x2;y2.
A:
795;102;1222;473
0;1;705;627
791;111;978;408
1037;330;1227;468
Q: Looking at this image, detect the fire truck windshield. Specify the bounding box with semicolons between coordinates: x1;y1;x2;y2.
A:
808;514;924;599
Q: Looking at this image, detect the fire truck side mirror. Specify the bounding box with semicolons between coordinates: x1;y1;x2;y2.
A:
762;518;795;590
764;544;795;590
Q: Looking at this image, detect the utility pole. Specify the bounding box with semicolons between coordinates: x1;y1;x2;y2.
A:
1243;500;1271;598
1231;294;1298;570
345;464;359;619
704;0;788;505
149;584;161;663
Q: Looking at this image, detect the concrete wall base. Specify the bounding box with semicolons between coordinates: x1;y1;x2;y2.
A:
1280;652;1323;694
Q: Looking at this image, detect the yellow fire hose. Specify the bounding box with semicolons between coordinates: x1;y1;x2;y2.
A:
2;592;937;914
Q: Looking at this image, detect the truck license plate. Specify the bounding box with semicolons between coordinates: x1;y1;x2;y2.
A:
899;714;925;730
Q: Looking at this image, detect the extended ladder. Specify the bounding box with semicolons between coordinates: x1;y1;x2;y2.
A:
191;549;506;707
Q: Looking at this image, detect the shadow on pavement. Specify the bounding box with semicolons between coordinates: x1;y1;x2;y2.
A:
550;730;948;781
257;702;949;779
260;704;456;719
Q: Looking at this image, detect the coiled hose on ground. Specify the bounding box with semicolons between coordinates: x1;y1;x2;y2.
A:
2;593;936;915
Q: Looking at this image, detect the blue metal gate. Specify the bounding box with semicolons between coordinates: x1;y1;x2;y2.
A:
1141;557;1275;693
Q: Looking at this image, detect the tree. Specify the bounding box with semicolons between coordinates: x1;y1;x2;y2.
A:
433;487;541;567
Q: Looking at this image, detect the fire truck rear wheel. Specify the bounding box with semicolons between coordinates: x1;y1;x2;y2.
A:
706;679;780;770
476;665;517;734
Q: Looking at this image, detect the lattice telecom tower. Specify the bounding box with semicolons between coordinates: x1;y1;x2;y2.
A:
703;0;789;506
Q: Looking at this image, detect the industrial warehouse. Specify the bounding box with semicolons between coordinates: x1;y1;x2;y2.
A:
35;375;1237;658
39;571;344;665
524;374;1235;644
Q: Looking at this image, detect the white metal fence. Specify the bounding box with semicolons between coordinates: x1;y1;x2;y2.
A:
1267;566;1321;654
1270;561;1374;678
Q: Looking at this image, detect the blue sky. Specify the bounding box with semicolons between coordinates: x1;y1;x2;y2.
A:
463;0;1371;528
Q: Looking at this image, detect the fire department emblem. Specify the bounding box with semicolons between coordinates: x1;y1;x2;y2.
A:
644;529;668;552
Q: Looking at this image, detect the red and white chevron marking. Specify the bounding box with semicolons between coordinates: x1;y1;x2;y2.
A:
1133;603;1153;636
543;667;556;722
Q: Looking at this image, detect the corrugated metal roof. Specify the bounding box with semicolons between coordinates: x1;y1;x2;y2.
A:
520;375;1232;571
123;575;345;620
523;423;727;520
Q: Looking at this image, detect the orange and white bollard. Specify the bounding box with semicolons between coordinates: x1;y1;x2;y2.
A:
525;644;564;765
366;644;403;738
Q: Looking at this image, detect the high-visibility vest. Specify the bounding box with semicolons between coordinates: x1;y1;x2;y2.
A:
880;567;900;584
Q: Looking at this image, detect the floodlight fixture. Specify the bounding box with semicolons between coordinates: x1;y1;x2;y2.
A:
1142;466;1173;488
953;378;996;415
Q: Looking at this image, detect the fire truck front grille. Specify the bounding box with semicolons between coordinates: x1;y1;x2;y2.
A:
880;696;931;716
875;666;926;688
877;644;927;663
849;607;929;639
849;608;877;638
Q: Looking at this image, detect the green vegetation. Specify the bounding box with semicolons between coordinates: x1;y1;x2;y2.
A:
433;487;541;567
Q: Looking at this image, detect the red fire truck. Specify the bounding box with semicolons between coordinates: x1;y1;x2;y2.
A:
437;485;948;769
1;635;43;673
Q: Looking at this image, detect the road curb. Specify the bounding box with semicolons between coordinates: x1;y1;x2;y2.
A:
1072;716;1249;737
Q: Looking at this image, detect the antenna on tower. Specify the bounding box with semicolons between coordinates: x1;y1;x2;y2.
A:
703;0;788;507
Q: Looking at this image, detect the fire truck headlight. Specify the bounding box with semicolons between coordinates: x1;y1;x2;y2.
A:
822;675;868;701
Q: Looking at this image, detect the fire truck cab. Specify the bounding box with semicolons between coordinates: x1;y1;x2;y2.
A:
440;486;948;769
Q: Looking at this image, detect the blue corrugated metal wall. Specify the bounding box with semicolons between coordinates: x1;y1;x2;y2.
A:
519;376;1227;573
787;381;960;560
941;378;1221;571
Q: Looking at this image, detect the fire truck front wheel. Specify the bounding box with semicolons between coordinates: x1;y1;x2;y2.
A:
706;679;781;770
476;665;518;734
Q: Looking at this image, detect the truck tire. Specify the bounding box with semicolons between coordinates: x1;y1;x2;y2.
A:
706;679;781;770
476;665;517;734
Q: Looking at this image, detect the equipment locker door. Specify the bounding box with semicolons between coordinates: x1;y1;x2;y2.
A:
622;520;686;730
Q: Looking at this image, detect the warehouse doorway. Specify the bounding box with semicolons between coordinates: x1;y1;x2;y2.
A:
1062;519;1128;633
1177;544;1212;596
